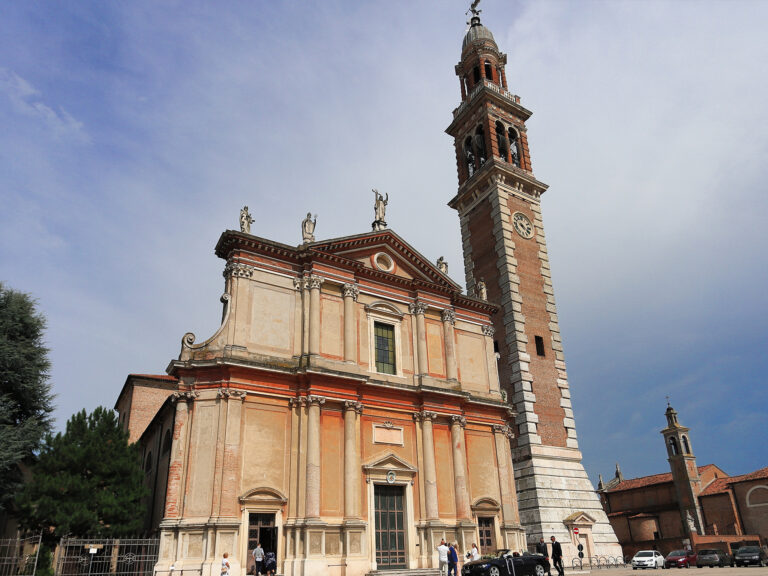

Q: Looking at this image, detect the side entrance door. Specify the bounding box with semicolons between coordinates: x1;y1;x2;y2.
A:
374;485;406;569
247;513;277;572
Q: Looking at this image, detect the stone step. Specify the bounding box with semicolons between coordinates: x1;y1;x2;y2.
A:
365;570;440;576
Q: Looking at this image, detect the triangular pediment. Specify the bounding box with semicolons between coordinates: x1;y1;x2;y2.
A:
310;230;461;291
363;452;417;473
563;511;596;526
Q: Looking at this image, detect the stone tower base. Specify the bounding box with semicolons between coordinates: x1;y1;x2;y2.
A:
514;445;622;560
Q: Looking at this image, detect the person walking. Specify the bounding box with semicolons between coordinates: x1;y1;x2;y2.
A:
536;537;551;575
447;542;459;576
437;538;449;576
252;542;264;576
550;536;564;576
263;551;276;576
221;553;230;576
470;543;481;561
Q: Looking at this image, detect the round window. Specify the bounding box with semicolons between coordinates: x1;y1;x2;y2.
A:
374;252;395;272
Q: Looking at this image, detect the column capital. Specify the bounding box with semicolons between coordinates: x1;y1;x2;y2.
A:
450;415;467;428
223;261;255;279
217;389;247;400
409;300;428;316
482;323;496;337
342;283;360;301
171;391;198;403
441;308;456;325
288;397;307;407
343;400;363;414
493;424;515;439
293;275;308;291
307;394;326;407
307;275;325;290
413;410;437;422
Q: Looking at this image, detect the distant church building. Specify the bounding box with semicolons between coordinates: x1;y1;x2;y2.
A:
597;404;766;557
116;7;622;575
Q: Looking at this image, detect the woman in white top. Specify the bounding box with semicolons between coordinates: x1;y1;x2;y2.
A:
221;553;230;576
471;543;481;561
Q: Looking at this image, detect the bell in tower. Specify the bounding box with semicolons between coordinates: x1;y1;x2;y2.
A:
446;2;622;556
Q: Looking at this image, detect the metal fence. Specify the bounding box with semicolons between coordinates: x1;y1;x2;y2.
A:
55;539;159;576
0;534;42;576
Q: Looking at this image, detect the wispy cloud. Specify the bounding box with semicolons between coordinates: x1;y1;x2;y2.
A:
0;68;88;142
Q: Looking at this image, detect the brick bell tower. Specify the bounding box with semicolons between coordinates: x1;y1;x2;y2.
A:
661;403;705;536
446;5;621;555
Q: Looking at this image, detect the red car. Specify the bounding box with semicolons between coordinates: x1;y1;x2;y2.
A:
664;549;697;568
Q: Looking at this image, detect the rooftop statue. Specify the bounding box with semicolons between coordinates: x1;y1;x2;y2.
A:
372;189;388;231
302;212;317;243
240;206;254;234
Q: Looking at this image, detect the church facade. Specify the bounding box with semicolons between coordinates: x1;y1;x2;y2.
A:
116;7;622;576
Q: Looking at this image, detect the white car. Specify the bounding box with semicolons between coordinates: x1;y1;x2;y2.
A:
632;550;665;569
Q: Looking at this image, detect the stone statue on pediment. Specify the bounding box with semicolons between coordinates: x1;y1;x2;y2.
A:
436;256;448;274
240;206;254;233
372;189;388;231
302;212;317;243
476;278;487;301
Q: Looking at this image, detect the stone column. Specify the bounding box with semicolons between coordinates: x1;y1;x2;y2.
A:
450;415;471;520
410;300;429;375
164;391;197;519
343;401;363;518
307;275;324;356
415;411;439;519
305;395;325;519
442;309;458;381
342;283;359;363
493;424;521;527
216;389;246;517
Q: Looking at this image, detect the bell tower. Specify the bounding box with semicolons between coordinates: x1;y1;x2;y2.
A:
446;5;621;555
661;403;705;535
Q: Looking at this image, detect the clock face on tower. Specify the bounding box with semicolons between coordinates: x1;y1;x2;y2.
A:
512;211;534;239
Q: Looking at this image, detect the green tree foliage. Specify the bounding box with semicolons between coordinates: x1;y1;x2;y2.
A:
0;283;54;512
17;407;148;541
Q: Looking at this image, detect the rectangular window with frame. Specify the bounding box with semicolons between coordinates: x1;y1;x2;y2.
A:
374;322;396;375
535;335;545;357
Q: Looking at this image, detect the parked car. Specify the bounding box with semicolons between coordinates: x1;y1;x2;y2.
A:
665;549;697;568
733;546;767;567
461;550;550;576
697;549;732;567
632;550;665;569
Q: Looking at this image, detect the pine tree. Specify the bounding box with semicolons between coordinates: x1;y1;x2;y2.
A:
0;282;54;512
17;407;148;541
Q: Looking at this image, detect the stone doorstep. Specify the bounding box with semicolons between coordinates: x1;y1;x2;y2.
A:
365;570;440;576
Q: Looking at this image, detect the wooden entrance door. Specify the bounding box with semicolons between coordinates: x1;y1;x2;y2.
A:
478;517;496;552
247;513;277;572
374;485;406;569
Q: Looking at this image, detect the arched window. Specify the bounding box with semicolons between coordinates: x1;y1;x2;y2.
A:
474;125;487;166
463;136;475;177
484;60;493;82
682;435;691;454
495;121;508;161
463;76;469;96
668;437;678;456
473;66;481;84
162;429;172;454
508;128;520;167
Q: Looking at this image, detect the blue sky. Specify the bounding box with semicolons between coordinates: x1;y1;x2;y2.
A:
1;0;766;486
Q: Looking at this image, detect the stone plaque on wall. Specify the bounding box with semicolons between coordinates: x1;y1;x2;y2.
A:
373;423;404;446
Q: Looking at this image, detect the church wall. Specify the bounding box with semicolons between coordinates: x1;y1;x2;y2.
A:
425;319;446;378
465;429;501;505
628;516;658;542
607;483;677;513
700;493;739;535
456;331;490;393
658;509;684;538
246;279;297;358
319;409;344;517
434;423;457;519
320;294;343;360
609;516;631;544
185;402;218;517
732;479;768;541
241;401;291;497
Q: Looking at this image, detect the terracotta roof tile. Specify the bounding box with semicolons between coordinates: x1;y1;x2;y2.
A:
699;466;768;496
606;465;715;493
129;373;176;381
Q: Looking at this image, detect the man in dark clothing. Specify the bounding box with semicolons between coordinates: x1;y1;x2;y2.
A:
536;537;551;576
550;536;564;576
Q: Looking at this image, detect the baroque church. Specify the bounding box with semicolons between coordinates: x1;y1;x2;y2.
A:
115;7;621;575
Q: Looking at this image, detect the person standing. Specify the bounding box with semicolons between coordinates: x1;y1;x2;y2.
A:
252;542;264;576
550;536;564;576
447;542;459;576
470;543;481;561
221;553;230;576
437;538;450;576
536;537;551;575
